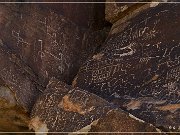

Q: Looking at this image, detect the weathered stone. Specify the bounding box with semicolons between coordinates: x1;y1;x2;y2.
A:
50;0;111;29
0;4;81;85
105;0;147;24
123;97;180;132
0;86;32;132
60;0;106;29
106;0;179;35
29;78;115;133
0;40;42;131
74;3;180;131
108;2;158;35
0;3;109;86
0;42;42;112
105;0;175;24
0;31;43;131
80;27;111;63
24;0;107;29
88;110;162;135
0;3;109;132
30;78;162;134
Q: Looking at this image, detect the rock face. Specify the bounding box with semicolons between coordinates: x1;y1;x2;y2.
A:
0;4;80;85
105;0;147;24
25;0;107;29
0;1;179;134
88;110;161;134
125;98;180;132
0;86;30;132
107;2;156;36
30;78;161;134
4;0;107;28
0;2;109;132
106;0;179;35
30;78;115;133
0;40;40;132
0;3;108;86
0;41;42;112
74;3;180;131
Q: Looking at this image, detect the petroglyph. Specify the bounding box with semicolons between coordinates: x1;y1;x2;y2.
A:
0;2;110;133
12;30;29;47
75;4;180;130
0;3;108;87
30;78;115;132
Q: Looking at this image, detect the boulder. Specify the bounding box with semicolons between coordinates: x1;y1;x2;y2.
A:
29;78;115;133
24;0;107;29
0;41;42;112
105;0;147;24
106;0;179;35
0;2;109;86
0;4;82;85
74;3;180;131
0;3;109;132
30;78;161;134
88;110;162;135
123;97;180;132
0;41;41;132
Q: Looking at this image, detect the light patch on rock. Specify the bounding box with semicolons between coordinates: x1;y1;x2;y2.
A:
144;74;159;85
120;5;128;12
72;76;78;87
151;74;159;81
150;2;159;7
29;116;49;135
110;21;130;35
126;100;142;110
110;3;155;35
156;127;162;133
0;39;3;46
92;53;104;60
59;95;86;115
128;113;145;123
0;86;17;107
68;119;99;135
156;104;180;112
106;109;114;115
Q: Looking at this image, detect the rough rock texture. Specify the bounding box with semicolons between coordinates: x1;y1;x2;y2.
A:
0;41;41;132
88;110;161;134
30;78;114;133
0;3;109;86
0;4;79;85
0;1;179;134
3;0;106;28
30;78;161;134
108;2;158;35
0;41;41;112
124;97;180;132
105;0;147;24
106;0;179;35
0;3;109;132
74;3;180;131
25;0;107;29
0;86;30;132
